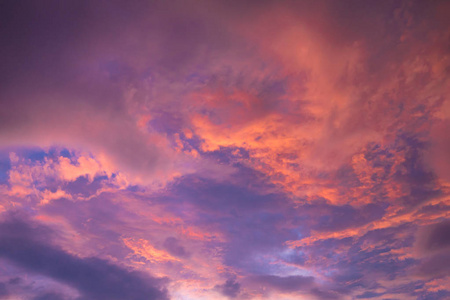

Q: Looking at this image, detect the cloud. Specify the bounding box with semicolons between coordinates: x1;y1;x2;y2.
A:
312;203;385;233
0;282;8;297
249;275;315;293
416;252;450;278
0;1;449;299
163;237;189;258
0;0;225;186
415;220;450;254
426;120;450;183
0;216;169;300
215;278;241;298
33;292;67;300
414;220;450;280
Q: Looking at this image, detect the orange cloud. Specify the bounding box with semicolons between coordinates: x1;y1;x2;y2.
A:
123;237;180;263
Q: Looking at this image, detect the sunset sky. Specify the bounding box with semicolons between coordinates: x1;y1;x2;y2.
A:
0;1;449;299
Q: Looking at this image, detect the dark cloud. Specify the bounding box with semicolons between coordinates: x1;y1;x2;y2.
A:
416;289;450;300
215;278;241;298
310;287;342;300
166;175;284;213
33;292;67;300
356;291;384;299
416;252;450;278
8;277;22;285
0;282;8;297
416;220;450;254
313;203;385;233
0;217;169;300
394;135;441;208
64;175;106;198
163;237;189;258
250;275;315;293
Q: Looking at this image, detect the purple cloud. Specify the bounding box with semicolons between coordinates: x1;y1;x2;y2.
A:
0;215;168;300
0;0;449;298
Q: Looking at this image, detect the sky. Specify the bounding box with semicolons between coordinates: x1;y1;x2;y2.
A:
0;0;449;299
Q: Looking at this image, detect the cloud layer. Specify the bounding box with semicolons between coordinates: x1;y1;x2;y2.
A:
0;0;449;299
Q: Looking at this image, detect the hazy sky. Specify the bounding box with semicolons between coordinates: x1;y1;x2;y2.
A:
0;1;449;299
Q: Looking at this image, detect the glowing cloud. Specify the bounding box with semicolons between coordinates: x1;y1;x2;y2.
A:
0;1;449;299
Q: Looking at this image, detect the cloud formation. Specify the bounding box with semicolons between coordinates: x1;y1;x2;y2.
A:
0;0;449;299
